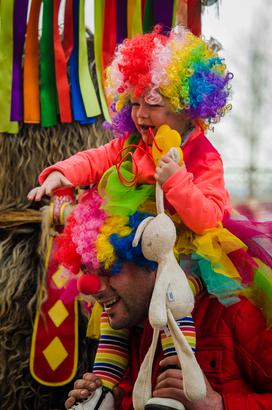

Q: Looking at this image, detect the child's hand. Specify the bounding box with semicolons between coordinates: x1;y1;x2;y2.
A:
155;155;180;185
27;171;73;201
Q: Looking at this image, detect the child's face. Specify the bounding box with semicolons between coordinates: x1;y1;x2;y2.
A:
130;92;190;145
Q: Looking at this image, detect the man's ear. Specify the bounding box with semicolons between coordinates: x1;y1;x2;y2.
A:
132;217;154;247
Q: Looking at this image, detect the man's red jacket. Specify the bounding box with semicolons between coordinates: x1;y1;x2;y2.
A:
119;295;272;409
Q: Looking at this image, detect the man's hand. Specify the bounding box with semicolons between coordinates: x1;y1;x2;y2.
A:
153;356;224;410
154;155;179;185
64;373;101;409
27;171;73;201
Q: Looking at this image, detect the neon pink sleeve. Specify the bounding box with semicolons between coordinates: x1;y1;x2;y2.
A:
162;152;231;234
39;138;124;186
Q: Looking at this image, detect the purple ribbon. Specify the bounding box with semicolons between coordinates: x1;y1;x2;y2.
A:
154;0;174;33
10;0;29;121
116;0;127;44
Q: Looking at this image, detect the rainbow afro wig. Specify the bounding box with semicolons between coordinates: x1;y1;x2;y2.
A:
106;25;233;133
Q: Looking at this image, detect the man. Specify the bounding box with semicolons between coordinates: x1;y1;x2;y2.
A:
64;260;272;410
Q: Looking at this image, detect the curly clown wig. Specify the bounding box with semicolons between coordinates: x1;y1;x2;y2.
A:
106;25;233;134
55;175;158;291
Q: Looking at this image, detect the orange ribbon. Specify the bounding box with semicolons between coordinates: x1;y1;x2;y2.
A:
23;0;42;123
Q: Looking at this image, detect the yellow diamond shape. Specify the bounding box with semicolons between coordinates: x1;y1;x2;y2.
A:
48;300;69;327
52;267;69;289
43;337;68;371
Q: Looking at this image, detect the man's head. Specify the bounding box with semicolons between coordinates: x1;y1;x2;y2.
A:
106;25;233;137
94;262;156;329
56;187;160;327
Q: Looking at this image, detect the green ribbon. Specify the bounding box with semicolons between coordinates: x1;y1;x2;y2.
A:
78;0;101;118
0;0;19;133
143;0;155;34
94;0;110;122
40;0;59;127
172;0;178;26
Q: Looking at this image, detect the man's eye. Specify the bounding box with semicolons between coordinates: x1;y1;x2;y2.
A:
131;102;139;107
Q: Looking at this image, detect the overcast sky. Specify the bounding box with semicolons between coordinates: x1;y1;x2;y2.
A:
202;0;272;165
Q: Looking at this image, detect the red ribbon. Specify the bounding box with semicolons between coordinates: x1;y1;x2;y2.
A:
102;0;117;70
188;0;201;36
53;0;72;122
63;0;74;63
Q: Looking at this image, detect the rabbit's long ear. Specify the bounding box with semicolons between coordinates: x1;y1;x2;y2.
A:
132;217;154;247
167;309;206;402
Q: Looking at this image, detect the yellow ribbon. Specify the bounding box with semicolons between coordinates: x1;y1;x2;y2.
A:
94;0;111;122
0;0;19;133
127;0;143;38
78;0;101;118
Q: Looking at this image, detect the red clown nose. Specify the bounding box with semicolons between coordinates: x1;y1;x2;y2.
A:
77;274;101;295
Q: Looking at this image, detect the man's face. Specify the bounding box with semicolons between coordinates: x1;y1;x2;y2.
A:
94;262;156;329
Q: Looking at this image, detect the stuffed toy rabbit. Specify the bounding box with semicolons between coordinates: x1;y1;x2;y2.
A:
132;126;206;410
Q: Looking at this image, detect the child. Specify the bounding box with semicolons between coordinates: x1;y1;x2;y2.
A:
29;26;269;409
28;25;232;240
29;25;241;305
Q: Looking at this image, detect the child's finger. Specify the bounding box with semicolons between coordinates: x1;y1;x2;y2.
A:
159;155;172;163
27;186;46;201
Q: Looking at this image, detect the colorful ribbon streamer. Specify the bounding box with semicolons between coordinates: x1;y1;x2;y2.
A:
53;0;72;123
116;0;127;44
102;0;116;70
69;0;96;123
154;0;174;32
188;0;201;36
2;0;202;130
94;0;111;121
177;0;202;36
127;0;143;38
172;0;178;26
143;0;155;33
10;0;29;121
23;0;42;124
40;0;59;127
78;0;101;118
63;0;74;63
0;0;19;133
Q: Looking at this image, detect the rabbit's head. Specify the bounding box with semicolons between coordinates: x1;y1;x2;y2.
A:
133;213;176;262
